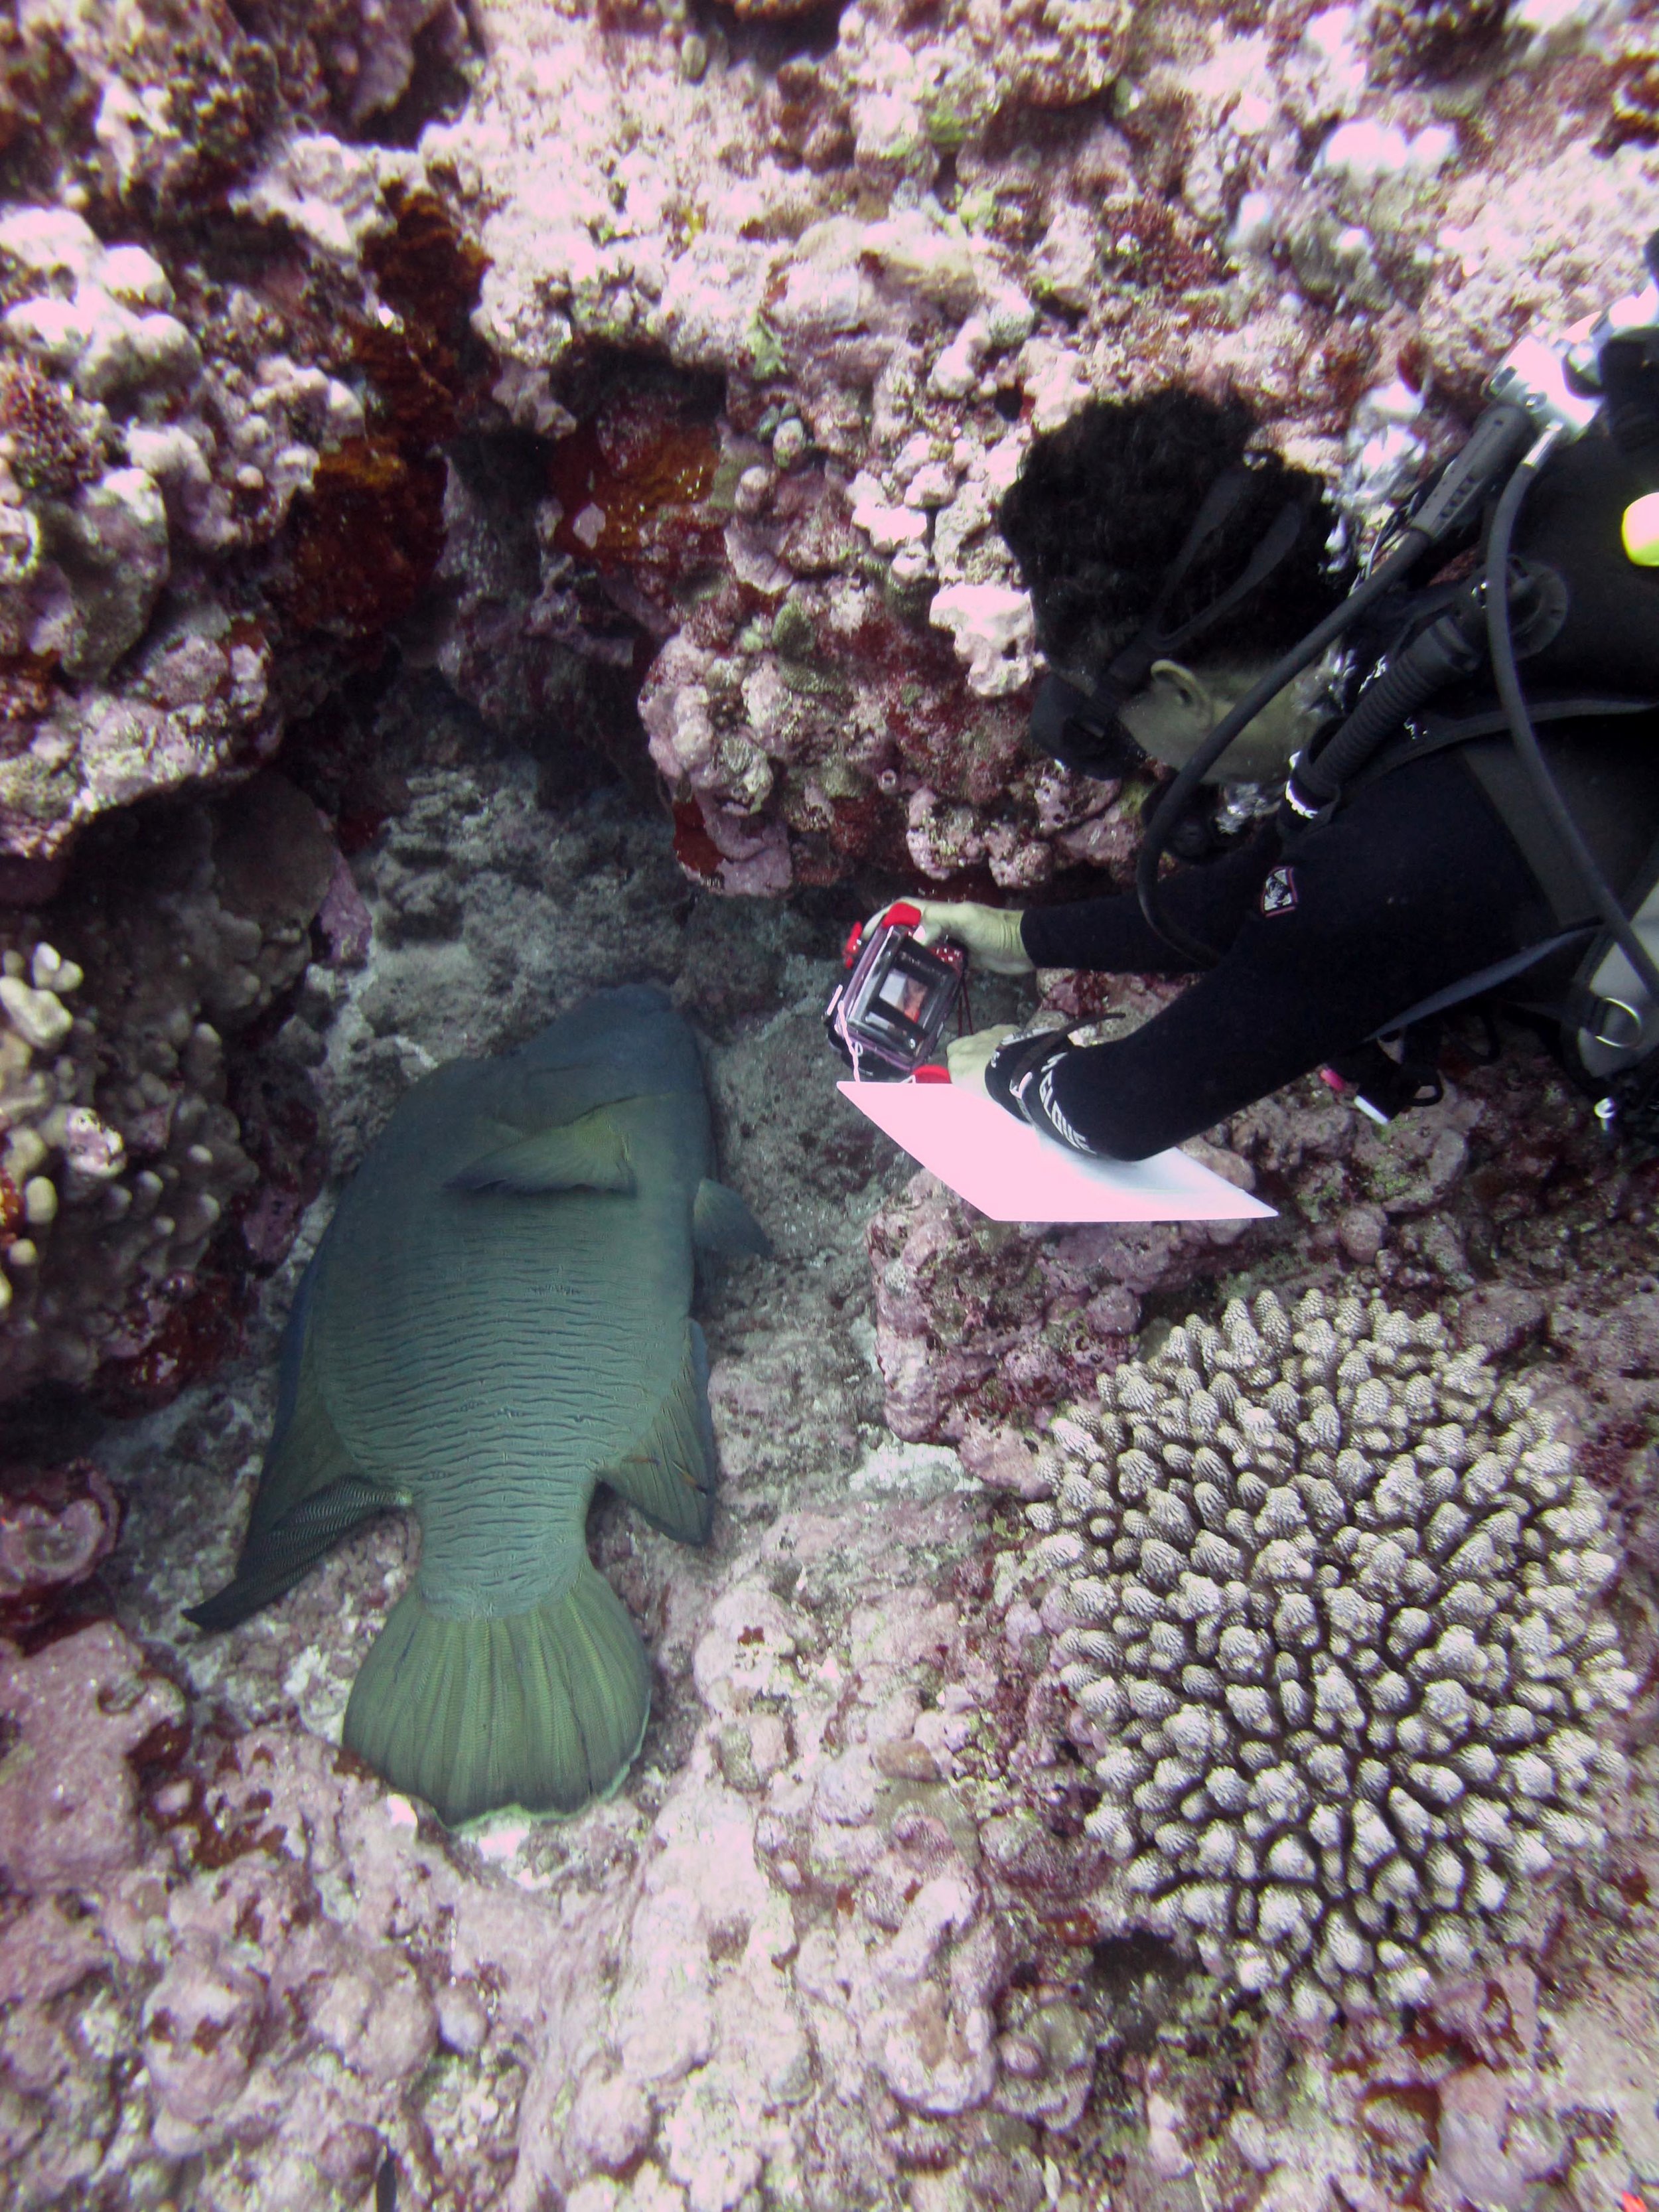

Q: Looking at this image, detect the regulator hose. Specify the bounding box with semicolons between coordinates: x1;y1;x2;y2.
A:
1283;589;1489;822
1133;532;1428;964
1134;398;1536;966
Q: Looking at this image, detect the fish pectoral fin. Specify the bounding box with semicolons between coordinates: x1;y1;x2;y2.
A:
445;1107;635;1197
246;1291;362;1541
601;1319;718;1546
692;1178;770;1258
186;1249;383;1638
186;1476;394;1632
266;1240;326;1464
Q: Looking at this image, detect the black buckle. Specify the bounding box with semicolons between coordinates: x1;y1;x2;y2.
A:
1323;1031;1444;1123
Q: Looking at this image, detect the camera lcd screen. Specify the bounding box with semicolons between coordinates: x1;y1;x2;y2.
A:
852;940;952;1045
824;921;965;1077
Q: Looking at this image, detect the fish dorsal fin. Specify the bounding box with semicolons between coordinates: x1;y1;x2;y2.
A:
692;1178;770;1256
446;1106;634;1196
599;1321;717;1545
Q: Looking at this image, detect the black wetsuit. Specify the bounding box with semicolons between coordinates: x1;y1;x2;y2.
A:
1012;725;1659;1161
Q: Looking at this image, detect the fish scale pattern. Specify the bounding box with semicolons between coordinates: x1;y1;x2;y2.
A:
1026;1290;1637;2022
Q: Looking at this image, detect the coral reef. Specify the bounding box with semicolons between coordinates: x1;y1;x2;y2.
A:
29;761;1056;2209
1016;1289;1635;2020
410;0;1659;889
0;737;1644;2208
0;1623;443;2207
0;771;342;1407
0;0;1656;2202
0;1;488;881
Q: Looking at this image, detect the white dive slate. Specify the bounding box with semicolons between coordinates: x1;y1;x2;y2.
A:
838;1080;1275;1225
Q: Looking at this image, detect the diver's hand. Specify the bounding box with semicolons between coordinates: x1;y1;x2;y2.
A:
861;899;1034;974
944;1024;1019;1095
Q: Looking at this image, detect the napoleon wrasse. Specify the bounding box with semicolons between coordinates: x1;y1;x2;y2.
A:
188;986;768;1825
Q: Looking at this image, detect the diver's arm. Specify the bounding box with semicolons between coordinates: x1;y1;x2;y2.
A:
993;753;1538;1160
864;899;1034;973
1019;830;1277;977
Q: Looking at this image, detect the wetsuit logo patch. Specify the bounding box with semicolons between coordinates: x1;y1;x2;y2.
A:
1037;1065;1092;1154
1260;864;1298;917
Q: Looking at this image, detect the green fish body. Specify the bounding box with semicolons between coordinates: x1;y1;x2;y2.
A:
188;986;767;1824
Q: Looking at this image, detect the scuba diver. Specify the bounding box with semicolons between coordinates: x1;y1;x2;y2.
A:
876;266;1659;1163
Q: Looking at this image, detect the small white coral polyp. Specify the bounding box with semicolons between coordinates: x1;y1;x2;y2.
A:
1035;1290;1636;2024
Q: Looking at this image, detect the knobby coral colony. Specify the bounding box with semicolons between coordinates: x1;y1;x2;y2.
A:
1024;1291;1636;2024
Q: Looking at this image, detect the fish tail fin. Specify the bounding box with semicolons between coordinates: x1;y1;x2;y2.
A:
342;1559;651;1826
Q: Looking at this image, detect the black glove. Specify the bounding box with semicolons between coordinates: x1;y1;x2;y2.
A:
985;1028;1073;1125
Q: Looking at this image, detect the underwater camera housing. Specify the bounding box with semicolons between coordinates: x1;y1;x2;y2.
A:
824;903;967;1080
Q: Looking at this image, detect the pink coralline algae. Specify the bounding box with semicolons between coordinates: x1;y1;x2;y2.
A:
0;1467;1104;2209
0;1457;119;1639
0;1624;184;1891
0;1624;447;2204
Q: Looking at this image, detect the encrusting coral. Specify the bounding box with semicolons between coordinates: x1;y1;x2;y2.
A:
1019;1289;1636;2022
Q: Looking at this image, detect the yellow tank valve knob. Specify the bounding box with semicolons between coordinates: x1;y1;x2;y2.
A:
1621;490;1659;566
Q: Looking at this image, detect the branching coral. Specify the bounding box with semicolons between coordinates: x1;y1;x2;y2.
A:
0;773;342;1403
1023;1290;1636;2023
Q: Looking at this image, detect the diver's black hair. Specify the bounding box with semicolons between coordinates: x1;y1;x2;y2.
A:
998;388;1348;676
